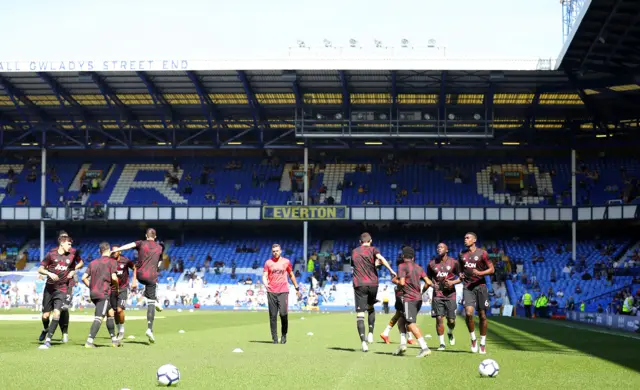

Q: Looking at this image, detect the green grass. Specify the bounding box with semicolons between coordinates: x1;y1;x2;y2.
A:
1;309;639;389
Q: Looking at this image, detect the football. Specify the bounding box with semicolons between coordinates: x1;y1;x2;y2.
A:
157;364;181;386
478;359;500;377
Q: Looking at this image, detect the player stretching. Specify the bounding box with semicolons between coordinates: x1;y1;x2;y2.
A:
82;242;119;348
37;234;81;349
459;232;494;354
111;245;137;340
427;243;461;351
114;228;164;344
262;244;302;344
352;232;396;352
392;247;432;357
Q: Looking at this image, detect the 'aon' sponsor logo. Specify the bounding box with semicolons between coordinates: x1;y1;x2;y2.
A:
117;270;124;275
464;262;477;268
436;271;449;278
54;264;68;271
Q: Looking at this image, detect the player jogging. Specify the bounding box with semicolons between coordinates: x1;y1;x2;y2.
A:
352;232;396;352
262;244;302;344
111;245;137;340
391;246;432;357
459;232;494;354
427;243;461;351
113;228;164;344
37;233;82;349
53;231;84;343
82;242;119;348
380;256;414;345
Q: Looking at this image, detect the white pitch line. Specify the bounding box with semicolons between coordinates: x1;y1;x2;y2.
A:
0;314;166;322
504;317;640;340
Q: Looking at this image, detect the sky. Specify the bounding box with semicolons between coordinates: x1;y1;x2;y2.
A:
0;0;566;61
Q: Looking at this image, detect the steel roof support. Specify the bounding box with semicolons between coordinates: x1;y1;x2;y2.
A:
136;71;172;131
579;0;624;72
338;70;351;121
37;72;81;131
237;70;264;144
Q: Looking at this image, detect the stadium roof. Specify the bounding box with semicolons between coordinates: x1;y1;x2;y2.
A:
558;0;640;73
0;68;638;151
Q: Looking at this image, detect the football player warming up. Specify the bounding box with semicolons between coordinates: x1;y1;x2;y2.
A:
459;232;494;354
427;243;461;351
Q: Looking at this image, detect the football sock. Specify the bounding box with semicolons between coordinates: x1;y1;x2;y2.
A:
417;337;428;349
106;317;116;340
400;333;407;345
119;324;125;333
146;300;156;331
480;335;486;345
88;317;102;339
46;317;60;341
357;318;366;342
280;314;288;336
59;310;69;334
408;332;413;340
470;332;477;341
439;335;445;345
383;325;392;336
42;316;50;331
447;325;454;335
367;310;375;333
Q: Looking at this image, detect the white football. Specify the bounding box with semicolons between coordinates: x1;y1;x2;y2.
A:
157;364;181;386
478;359;499;377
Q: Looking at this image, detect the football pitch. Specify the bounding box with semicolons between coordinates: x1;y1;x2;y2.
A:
1;309;639;389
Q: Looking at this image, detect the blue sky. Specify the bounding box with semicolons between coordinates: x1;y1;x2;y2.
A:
0;0;564;60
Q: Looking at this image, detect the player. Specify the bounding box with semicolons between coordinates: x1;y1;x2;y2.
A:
380;256;414;345
352;232;396;352
262;244;301;344
37;234;81;349
459;232;494;354
111;245;137;340
82;242;119;348
391;246;432;357
427;243;461;351
113;228;164;344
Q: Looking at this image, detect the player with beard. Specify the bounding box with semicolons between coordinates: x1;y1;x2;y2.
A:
110;245;137;340
37;233;82;349
112;228;164;344
391;246;432;357
262;244;302;344
427;243;461;351
82;242;119;348
458;232;494;354
351;232;396;352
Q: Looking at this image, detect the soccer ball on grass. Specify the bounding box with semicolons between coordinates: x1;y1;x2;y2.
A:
157;364;181;386
478;359;499;377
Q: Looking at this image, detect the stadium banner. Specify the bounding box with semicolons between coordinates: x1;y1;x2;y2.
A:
567;310;639;333
262;205;348;220
0;57;548;73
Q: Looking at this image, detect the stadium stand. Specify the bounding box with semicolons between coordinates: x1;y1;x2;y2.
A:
1;156;639;207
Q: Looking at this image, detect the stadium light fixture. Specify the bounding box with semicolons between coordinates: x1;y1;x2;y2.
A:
227;141;243;145
296;141;304;145
323;39;332;48
334;113;343;120
364;141;383;145
317;113;325;120
401;39;409;48
297;40;306;48
428;39;436;48
374;39;383;48
502;142;520;146
380;113;388;120
448;113;455;120
157;142;169;146
349;39;357;48
595;134;607;138
424;114;431;120
474;113;482;120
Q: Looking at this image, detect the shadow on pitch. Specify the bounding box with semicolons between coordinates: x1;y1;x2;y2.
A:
327;347;357;352
489;317;640;373
249;340;277;344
